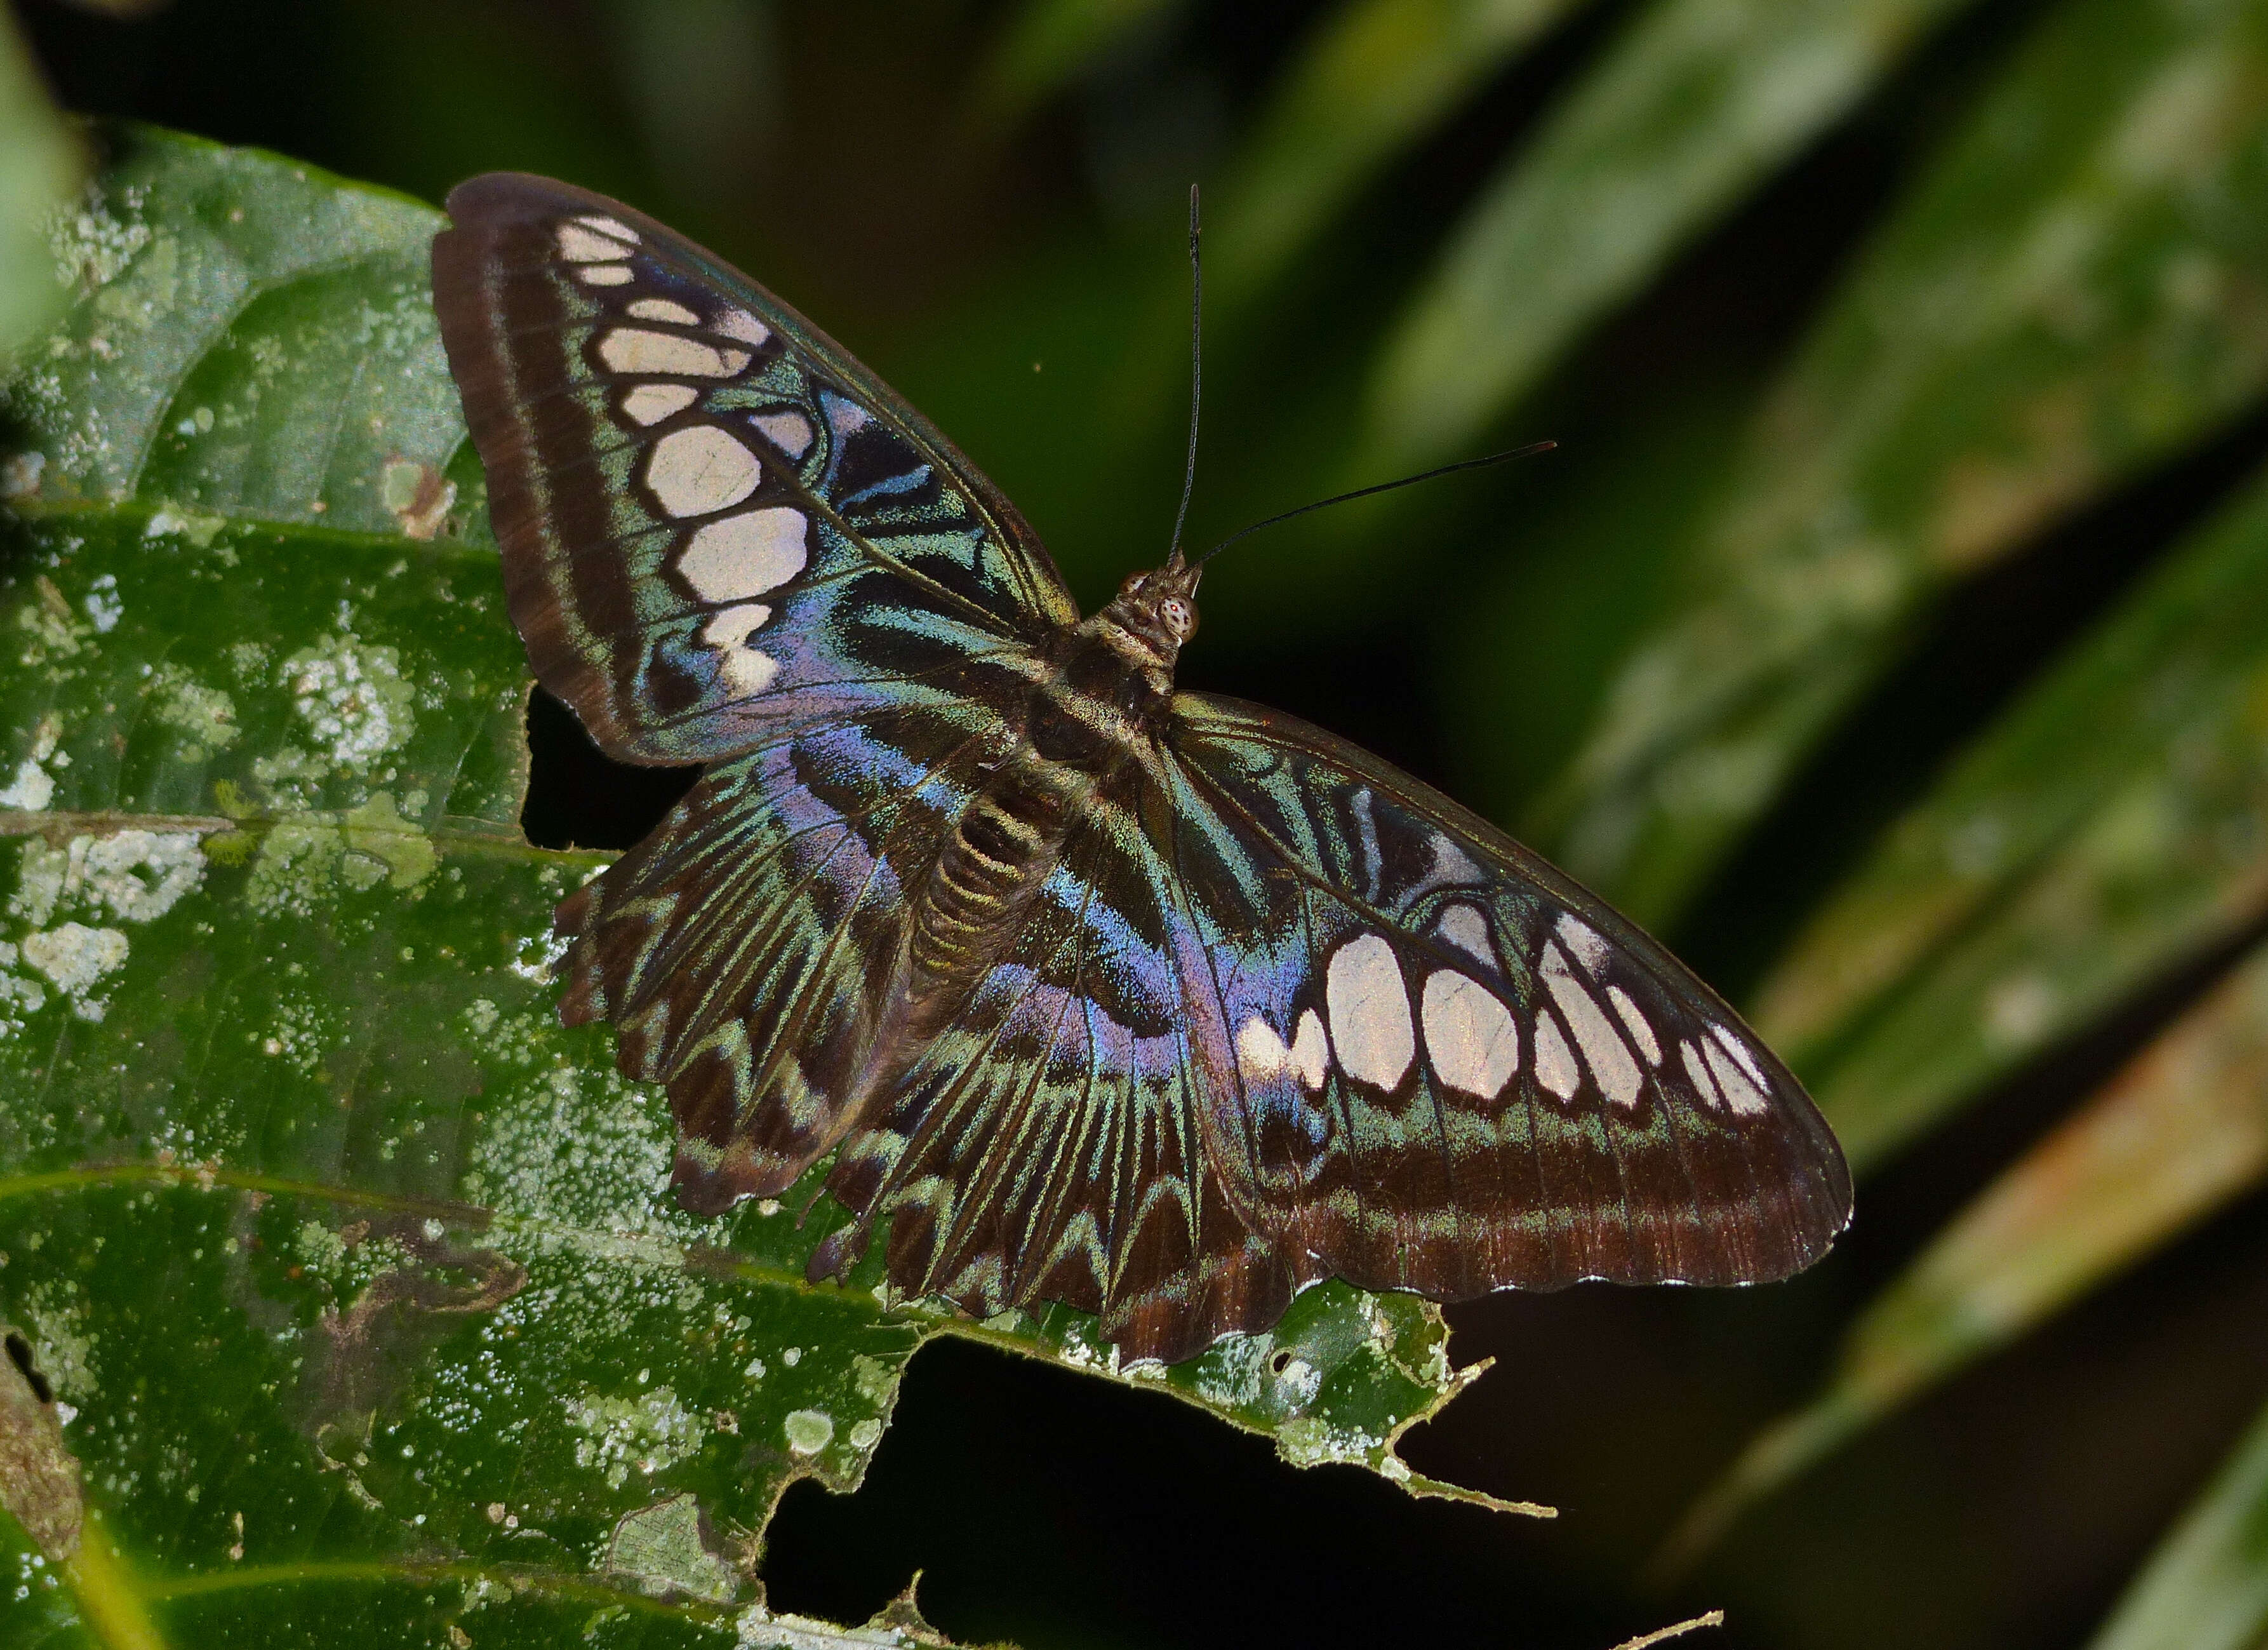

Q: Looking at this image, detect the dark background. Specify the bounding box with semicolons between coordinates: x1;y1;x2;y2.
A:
21;2;2268;1646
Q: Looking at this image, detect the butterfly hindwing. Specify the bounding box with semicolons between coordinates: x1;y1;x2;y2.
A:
817;769;1305;1364
555;703;981;1206
1160;693;1852;1301
431;173;1072;765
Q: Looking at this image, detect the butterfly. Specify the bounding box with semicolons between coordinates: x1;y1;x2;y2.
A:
429;175;1851;1365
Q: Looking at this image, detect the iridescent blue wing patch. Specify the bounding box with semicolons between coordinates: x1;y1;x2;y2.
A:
431;173;1071;764
1159;693;1852;1302
555;702;985;1208
813;768;1311;1364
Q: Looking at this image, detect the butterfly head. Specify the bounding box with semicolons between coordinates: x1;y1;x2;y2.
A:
1098;558;1201;672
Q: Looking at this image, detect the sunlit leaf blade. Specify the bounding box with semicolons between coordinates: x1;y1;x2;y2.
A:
1663;935;2268;1567
0;8;81;364
1533;0;2268;926
2087;1389;2268;1650
1209;0;1586;314
1363;0;1977;475
1755;458;2268;1168
0;123;1516;1647
973;0;1189;122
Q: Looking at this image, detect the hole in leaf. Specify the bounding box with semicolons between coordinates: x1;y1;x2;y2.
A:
521;687;700;851
6;1331;53;1404
1269;1349;1292;1376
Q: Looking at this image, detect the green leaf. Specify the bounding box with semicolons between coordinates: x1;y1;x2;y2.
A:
0;124;1527;1647
1363;0;1978;474
2087;1390;2268;1650
973;0;1188;122
1533;0;2268;925
1754;456;2268;1168
0;8;81;365
1663;933;2268;1566
1208;0;1587;314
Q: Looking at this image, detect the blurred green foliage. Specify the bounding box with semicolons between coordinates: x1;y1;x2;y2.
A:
7;1;2268;1647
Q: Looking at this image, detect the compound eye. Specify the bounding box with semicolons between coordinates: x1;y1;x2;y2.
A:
1123;573;1149;594
1161;597;1194;637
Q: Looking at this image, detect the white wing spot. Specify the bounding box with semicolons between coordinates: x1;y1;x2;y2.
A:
1290;1009;1330;1092
1681;1040;1722;1109
1429;834;1484;886
699;603;771;650
572;213;639;243
1433;903;1498;970
1554;912;1612;976
1542;941;1641;1108
714;307;771;345
1236;1016;1290;1083
752;410;814;459
1710;1023;1770;1088
1325;934;1413;1090
598;328;750;379
627;297;700;325
621;383;697;426
678;507;807;599
717;645;780;696
827;398;871;437
645;426;761;519
1421;971;1519;1099
577;263;633;286
1702;1039;1770;1116
1534;1012;1580;1099
1607;985;1662;1065
557;222;630;261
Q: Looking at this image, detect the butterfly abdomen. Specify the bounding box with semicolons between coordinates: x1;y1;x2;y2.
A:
905;754;1091;1012
898;631;1160;1014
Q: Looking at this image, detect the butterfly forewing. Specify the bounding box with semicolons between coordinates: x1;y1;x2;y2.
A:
1160;693;1851;1299
430;173;1074;765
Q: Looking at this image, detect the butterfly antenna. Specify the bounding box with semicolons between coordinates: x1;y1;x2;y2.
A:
1194;440;1558;567
1166;183;1203;570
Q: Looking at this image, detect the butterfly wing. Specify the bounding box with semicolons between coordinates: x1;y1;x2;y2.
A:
554;704;987;1210
430;172;1074;765
812;765;1312;1364
1159;692;1852;1302
434;174;1069;1205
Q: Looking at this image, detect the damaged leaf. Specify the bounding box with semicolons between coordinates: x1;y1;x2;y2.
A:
0;124;1511;1648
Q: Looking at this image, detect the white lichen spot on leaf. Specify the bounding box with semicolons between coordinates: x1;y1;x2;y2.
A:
566;1385;707;1489
21;923;128;1017
146;663;238;759
143;502;228;550
81;575;122;635
782;1409;834;1457
252;633;416;802
45;178;150;293
2;829;204;1023
0;717;64;810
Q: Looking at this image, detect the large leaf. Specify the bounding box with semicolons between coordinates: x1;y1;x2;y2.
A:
0;124;1523;1648
0;6;80;364
1208;0;1587;316
1757;457;2268;1168
2087;1388;2268;1650
1664;932;2268;1564
973;0;1189;123
1535;0;2268;925
1362;0;1977;474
